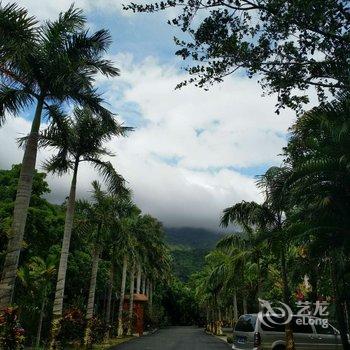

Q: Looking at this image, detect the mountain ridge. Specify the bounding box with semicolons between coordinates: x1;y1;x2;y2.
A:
164;227;224;281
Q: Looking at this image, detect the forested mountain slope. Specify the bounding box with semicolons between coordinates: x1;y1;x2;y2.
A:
165;227;223;281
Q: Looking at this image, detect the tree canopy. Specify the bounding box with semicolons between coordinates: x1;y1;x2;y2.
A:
125;0;350;112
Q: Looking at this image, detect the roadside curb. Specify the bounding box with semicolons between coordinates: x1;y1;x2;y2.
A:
140;327;159;336
108;329;159;349
215;335;229;343
205;330;232;347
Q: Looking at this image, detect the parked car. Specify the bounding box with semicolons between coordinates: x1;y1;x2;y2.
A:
232;313;342;350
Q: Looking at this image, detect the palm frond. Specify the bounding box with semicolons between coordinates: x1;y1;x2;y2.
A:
42;154;71;175
216;234;246;250
0;85;33;123
43;4;85;41
89;159;128;196
65;29;119;77
221;200;273;231
0;2;38;58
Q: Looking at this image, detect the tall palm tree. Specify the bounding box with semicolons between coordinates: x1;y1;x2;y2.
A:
222;167;296;350
284;95;350;350
0;3;119;307
220;202;268;298
116;213;139;337
41;107;130;348
135;214;171;322
103;195;135;339
76;181;128;346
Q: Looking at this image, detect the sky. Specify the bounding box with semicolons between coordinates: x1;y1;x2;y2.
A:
0;0;312;230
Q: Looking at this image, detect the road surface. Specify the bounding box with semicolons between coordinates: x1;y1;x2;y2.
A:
112;326;231;350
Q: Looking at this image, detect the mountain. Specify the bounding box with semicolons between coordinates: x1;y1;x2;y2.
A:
164;227;224;281
165;227;222;250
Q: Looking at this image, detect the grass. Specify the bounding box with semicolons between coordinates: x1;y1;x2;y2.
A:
91;336;135;349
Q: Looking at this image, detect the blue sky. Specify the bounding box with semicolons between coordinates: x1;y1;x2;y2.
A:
0;0;306;230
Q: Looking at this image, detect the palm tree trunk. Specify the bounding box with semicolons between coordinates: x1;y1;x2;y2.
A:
146;279;150;296
127;266;135;336
280;242;295;350
233;291;238;324
84;246;101;347
330;251;350;350
256;250;261;297
117;255;128;337
243;297;248;314
105;263;114;340
136;264;141;293
0;97;44;307
149;282;153;317
49;161;79;349
141;275;146;294
206;306;210;330
217;308;223;335
36;293;47;348
212;308;217;334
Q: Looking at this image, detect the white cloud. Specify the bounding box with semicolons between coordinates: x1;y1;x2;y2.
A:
105;54;296;168
0;54;303;230
16;0;157;20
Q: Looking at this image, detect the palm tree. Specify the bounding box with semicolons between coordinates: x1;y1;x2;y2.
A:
191;255;224;335
76;181;128;346
41;107;129;348
124;214;169;333
98;195;140;338
103;196;135;339
134;215;171;321
221;172;297;350
116;213;139;337
284;95;350;350
0;3;119;307
220;202;268;299
17;255;57;348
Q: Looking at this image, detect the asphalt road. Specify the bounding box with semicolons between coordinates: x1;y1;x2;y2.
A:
111;326;231;350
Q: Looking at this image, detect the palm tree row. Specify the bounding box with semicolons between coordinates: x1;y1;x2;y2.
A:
74;182;170;347
0;3;171;348
192;94;350;350
12;171;170;347
0;2;119;307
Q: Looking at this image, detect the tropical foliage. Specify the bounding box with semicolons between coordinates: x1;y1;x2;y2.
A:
0;4;172;348
126;0;349;112
0;2;349;350
191;95;350;349
0;164;172;348
0;1;119;309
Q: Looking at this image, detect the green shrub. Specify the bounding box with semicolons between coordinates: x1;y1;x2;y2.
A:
90;317;106;344
58;308;85;346
0;307;25;349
